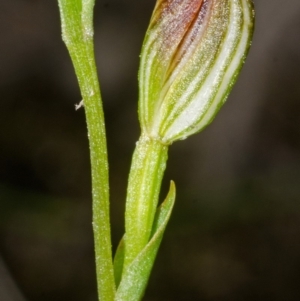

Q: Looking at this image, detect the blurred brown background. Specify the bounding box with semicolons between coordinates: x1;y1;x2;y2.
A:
1;0;300;300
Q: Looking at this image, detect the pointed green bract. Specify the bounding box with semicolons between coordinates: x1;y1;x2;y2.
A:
138;0;255;144
114;236;125;288
116;182;176;301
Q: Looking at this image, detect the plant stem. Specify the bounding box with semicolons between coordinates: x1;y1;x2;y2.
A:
57;1;115;300
123;133;168;271
68;41;116;301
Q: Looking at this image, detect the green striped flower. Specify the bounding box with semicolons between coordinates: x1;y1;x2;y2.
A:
138;0;255;144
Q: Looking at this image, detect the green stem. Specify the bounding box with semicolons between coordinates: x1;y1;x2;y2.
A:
123;133;168;271
57;1;115;300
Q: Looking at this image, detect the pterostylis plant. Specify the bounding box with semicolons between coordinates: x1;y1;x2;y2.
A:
57;0;255;300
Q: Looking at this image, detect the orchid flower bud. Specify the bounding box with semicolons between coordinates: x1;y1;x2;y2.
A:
138;0;254;144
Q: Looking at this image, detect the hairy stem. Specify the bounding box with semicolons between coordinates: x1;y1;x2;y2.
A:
57;1;115;300
123;133;168;271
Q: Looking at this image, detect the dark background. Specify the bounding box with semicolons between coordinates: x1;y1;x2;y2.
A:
1;0;300;300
